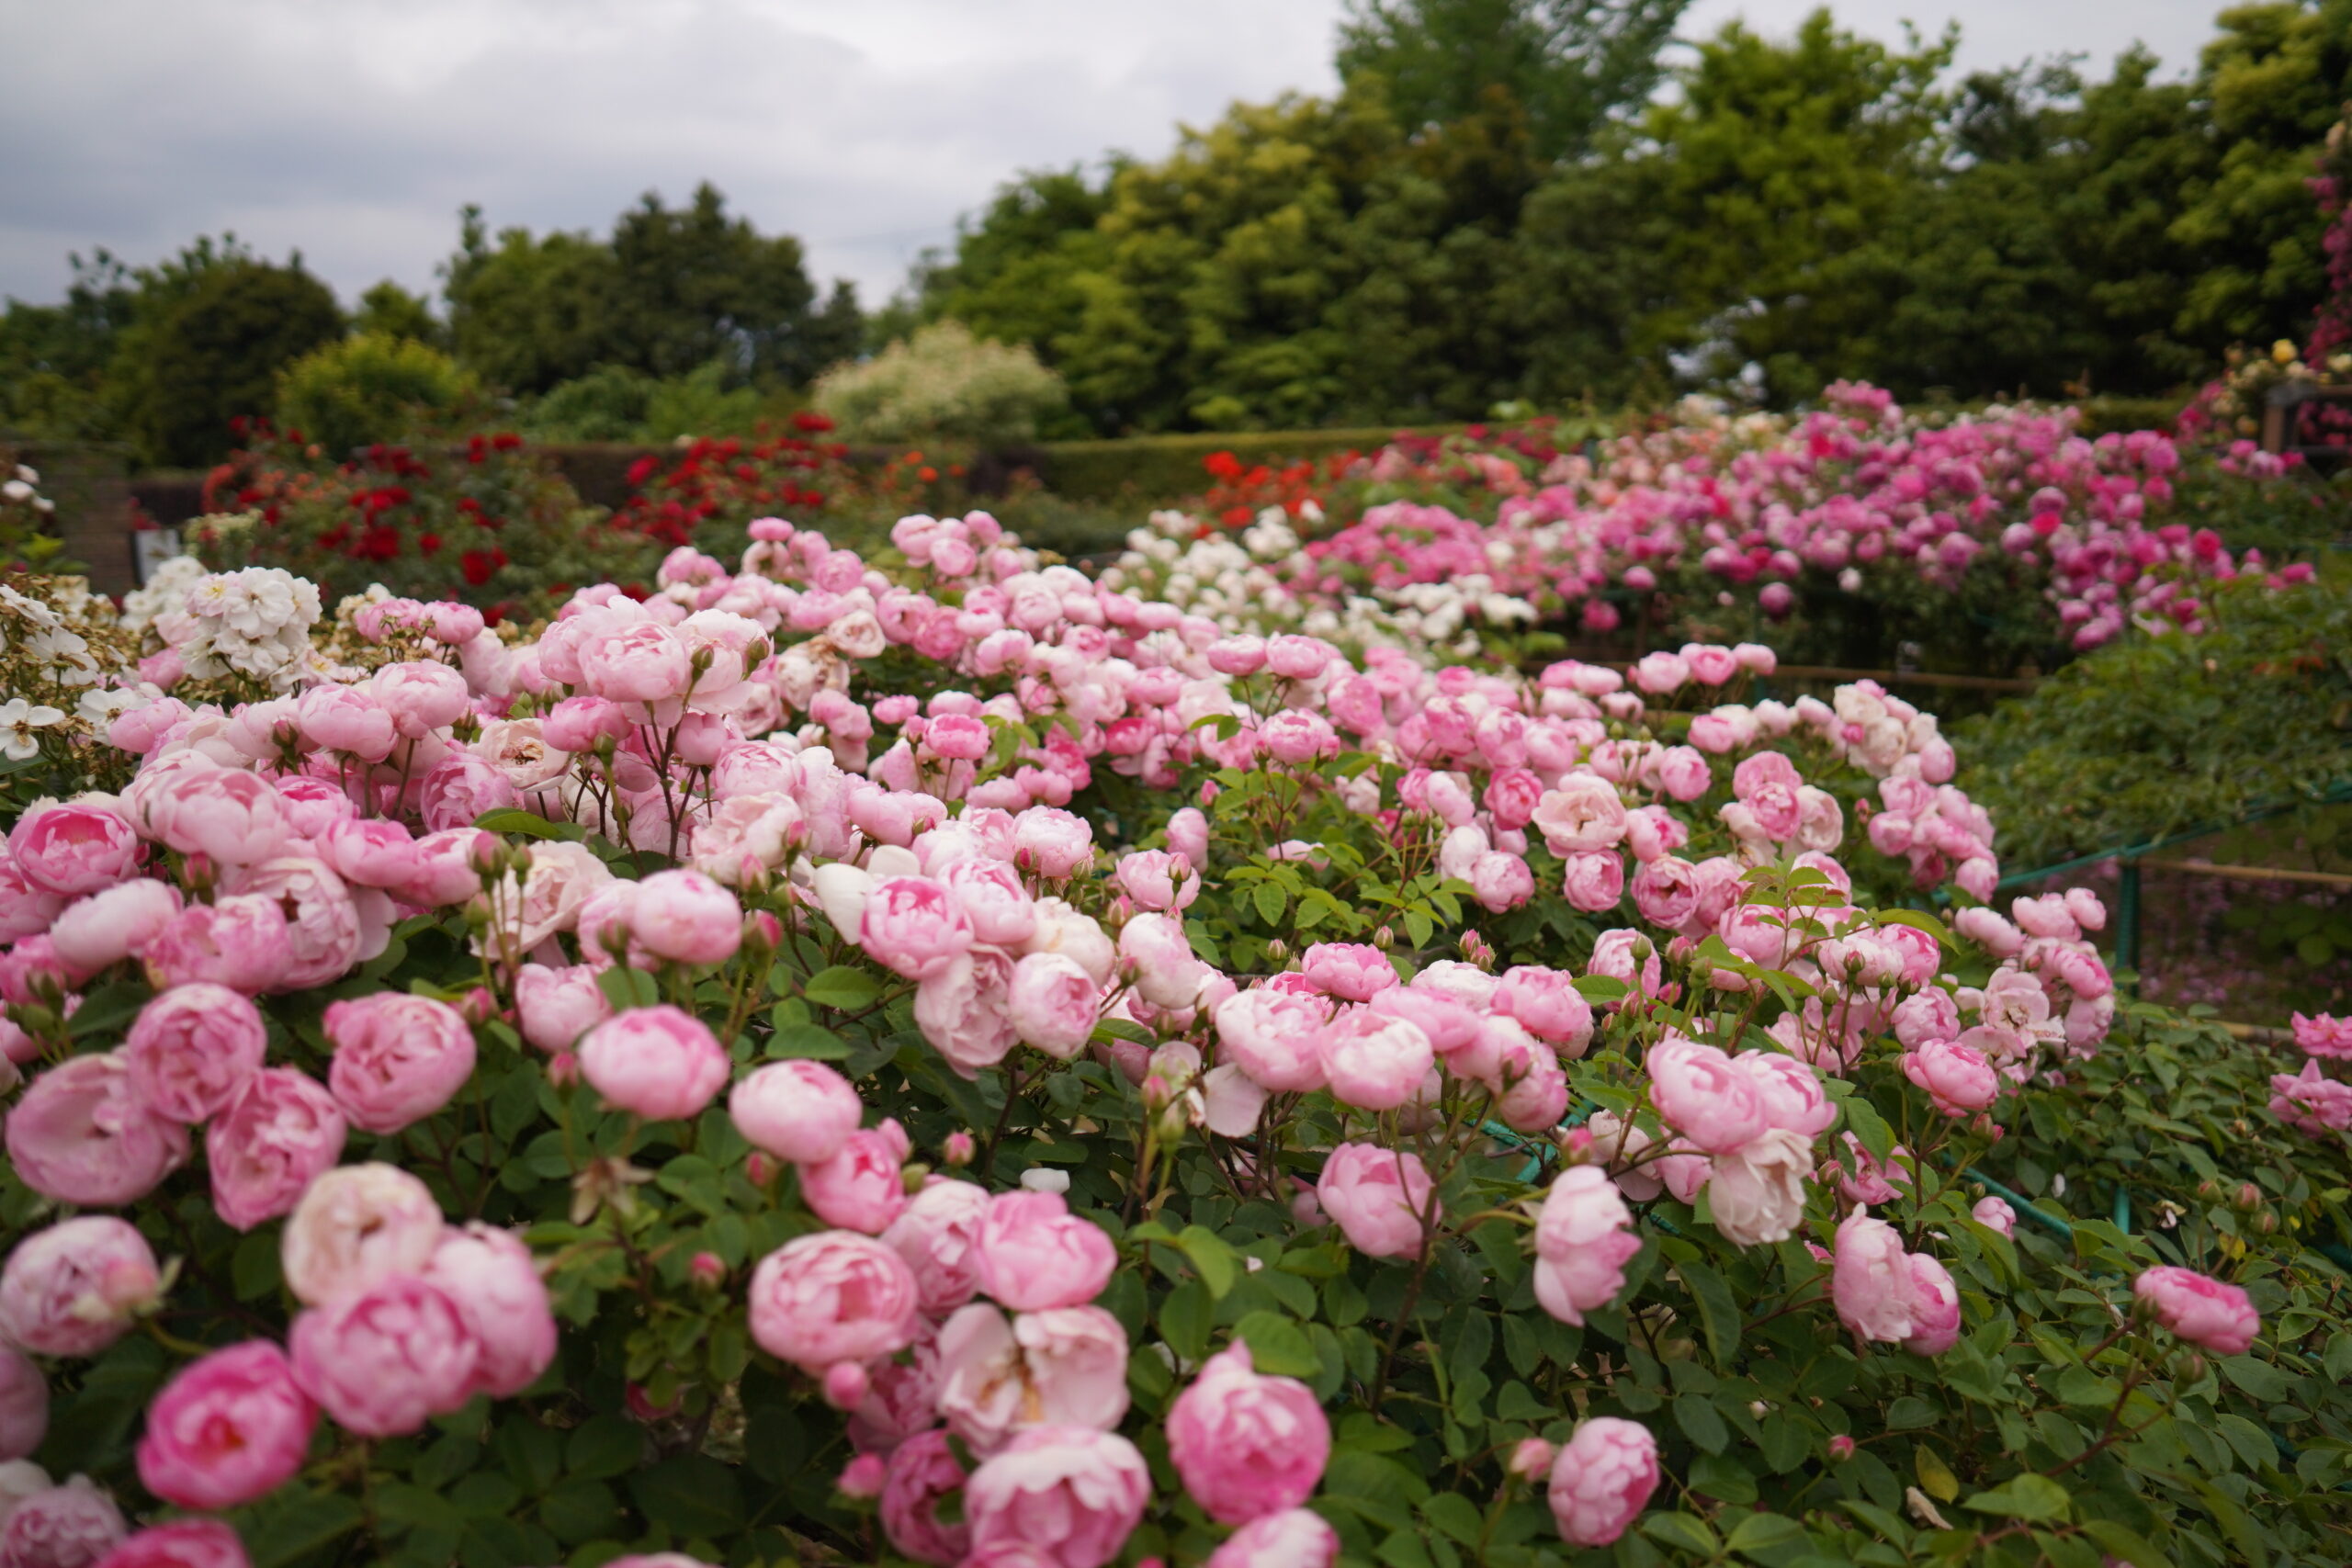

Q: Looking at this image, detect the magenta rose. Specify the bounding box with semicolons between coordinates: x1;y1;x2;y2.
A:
290;1273;481;1437
577;1006;729;1122
6;1053;188;1207
135;1340;317;1510
123;983;267;1123
1166;1341;1330;1524
207;1068;348;1232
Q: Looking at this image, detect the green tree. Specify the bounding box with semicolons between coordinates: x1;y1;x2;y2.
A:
1336;0;1690;161
276;332;474;457
353;279;445;349
120;253;345;467
442;210;625;395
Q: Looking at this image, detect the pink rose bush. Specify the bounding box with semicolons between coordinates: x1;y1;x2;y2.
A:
0;505;2332;1567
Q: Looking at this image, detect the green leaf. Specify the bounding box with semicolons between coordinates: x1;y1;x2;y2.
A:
1961;1473;2072;1521
474;807;585;840
1678;1260;1739;1369
65;981;151;1043
2218;1355;2290;1402
1689;1451;1758;1504
1236;1311;1320;1378
1914;1445;1960;1502
1641;1512;1722;1556
1424;1492;1485;1547
1674;1393;1729;1454
2079;1518;2174;1568
244;1494;367;1568
232;1230;283;1302
1160;1279;1214;1363
1176;1225;1240;1300
1253;882;1286;928
1841;1095;1897;1165
765;1021;850;1059
801;965;881;1010
628;1454;743;1537
1726;1512;1806;1557
2324;1329;2352;1383
595;967;659;1011
563;1414;642;1479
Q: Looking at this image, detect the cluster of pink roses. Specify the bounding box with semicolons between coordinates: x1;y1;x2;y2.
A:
2271;1011;2352;1135
1298;386;2310;650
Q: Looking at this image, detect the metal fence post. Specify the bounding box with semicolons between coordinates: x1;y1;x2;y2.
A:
2114;857;2142;976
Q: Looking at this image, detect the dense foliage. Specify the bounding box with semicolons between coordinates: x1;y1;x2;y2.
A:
917;0;2352;431
813;324;1069;448
0;460;2345;1568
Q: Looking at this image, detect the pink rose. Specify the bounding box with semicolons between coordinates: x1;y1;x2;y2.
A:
140;895;286;994
731;1059;863;1164
883;1178;993;1314
880;1428;970;1565
915;948;1021;1077
577;1006;729;1122
280;1162;443;1307
1546;1416;1658;1547
2290;1010;2352;1058
1494;966;1594;1053
1736;1050;1835;1136
1205;1509;1340;1568
747;1231;922;1373
1645;1038;1766;1154
0;1217;159;1358
2270;1059;2352;1134
1119;913;1203;1009
1972;1196;2017;1236
1559;851;1624;913
122;984;266;1124
217;857;362;992
50;880;181;975
1629;855;1701;929
802;1126;910;1235
1532;1167;1639;1325
1706;1128;1813;1247
0;1349;46;1461
860;876;975;980
90;1520;250;1568
963;1425;1150;1568
315;819;420;891
206;1069;347;1232
416;753;518;833
2133;1265;2259;1355
577;620;692;703
628;869;742;966
6;1054;187;1207
421;1224;557;1399
1531;776;1626;856
290;1273;480;1437
296;683;395;761
1214;987;1329;1093
974;1191;1116;1312
1012;808;1094;879
1902;1254;1962;1355
369;660;470;736
513;963;613;1052
1299;942;1395;1003
1005;953;1099;1060
135;1340;316;1510
398;828;495;908
1167;1340;1329;1524
1900;1037;1999;1116
323;993;477;1135
1317;1143;1436;1258
1832;1210;1935;1345
0;1476;125;1568
944;858;1041;944
9;802;139;898
1320;1010;1432;1111
935;1303;1130;1456
145;768;287;866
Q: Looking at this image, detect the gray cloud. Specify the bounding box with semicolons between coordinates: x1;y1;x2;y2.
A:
0;0;2227;313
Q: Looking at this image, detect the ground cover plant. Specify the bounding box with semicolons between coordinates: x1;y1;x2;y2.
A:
0;480;2343;1568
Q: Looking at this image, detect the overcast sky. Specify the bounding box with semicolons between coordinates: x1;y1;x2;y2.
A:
0;0;2224;315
